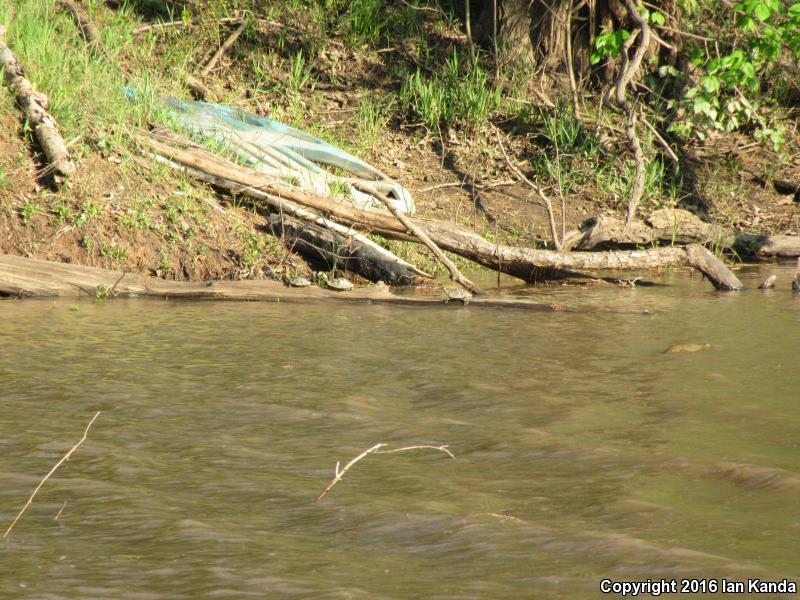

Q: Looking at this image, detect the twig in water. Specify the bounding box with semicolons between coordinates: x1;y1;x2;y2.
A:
54;500;67;521
316;443;455;502
376;445;455;459
3;412;100;539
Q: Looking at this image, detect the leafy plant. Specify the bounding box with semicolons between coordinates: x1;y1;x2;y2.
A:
670;0;799;149
19;201;43;225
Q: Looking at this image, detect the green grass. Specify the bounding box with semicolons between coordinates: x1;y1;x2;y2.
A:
400;51;502;131
355;95;394;150
0;1;161;147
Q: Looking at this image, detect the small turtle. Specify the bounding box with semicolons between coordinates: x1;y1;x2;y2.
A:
286;276;312;288
326;277;354;292
663;342;712;354
443;287;472;305
759;275;777;289
793;258;800;293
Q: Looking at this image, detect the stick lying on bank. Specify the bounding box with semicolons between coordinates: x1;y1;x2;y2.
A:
0;26;76;183
138;129;744;290
152;151;429;283
355;182;482;293
3;412;100;539
186;19;247;100
316;443;454;502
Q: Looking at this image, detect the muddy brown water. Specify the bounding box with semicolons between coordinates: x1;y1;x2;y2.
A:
1;265;799;599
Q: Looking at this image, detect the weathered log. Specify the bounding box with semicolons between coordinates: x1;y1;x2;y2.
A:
59;0;101;46
138;131;743;289
152;153;429;280
564;209;800;259
267;213;426;285
0;26;75;182
0;255;556;310
684;244;743;290
355;182;482;293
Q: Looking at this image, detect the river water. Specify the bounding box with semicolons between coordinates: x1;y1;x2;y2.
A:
1;265;798;599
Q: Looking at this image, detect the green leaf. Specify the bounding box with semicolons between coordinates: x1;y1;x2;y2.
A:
701;75;720;93
650;11;666;25
753;2;773;21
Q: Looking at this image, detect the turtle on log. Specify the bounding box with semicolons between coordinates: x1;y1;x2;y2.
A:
443;287;472;305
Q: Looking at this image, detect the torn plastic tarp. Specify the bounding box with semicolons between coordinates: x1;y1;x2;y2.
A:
157;95;415;214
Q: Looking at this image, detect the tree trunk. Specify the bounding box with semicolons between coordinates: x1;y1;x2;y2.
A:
473;0;674;79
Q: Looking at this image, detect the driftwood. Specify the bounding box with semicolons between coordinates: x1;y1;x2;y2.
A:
0;26;76;182
267;213;428;284
153;152;429;279
356;183;482;293
138;130;743;289
563;209;800;259
0;255;559;310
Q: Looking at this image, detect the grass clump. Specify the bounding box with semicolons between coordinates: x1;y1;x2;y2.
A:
400;51;502;131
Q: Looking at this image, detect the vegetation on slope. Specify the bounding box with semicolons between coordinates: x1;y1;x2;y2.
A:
0;0;797;282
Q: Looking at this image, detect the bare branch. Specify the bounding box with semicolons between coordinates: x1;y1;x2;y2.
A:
607;0;652;225
354;183;483;294
316;443;455;502
3;412;100;539
202;19;248;76
493;126;562;250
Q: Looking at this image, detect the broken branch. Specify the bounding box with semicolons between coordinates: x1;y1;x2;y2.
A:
354;182;483;294
3;411;100;539
202;19;248;76
494;126;562;250
316;442;455;502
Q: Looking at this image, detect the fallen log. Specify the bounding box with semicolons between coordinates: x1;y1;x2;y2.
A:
59;0;101;46
563;209;800;259
0;255;555;310
267;213;427;285
153;153;429;280
138;130;743;289
355;182;482;293
0;26;75;182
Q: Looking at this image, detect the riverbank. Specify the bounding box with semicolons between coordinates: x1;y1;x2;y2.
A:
0;0;798;285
